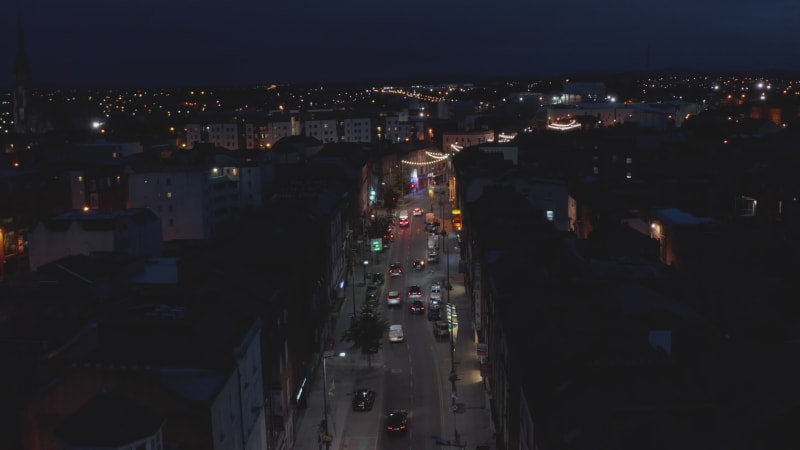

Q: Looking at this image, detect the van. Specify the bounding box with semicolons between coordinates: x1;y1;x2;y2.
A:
427;235;439;251
425;212;435;224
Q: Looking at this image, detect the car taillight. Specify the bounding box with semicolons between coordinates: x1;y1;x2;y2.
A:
400;425;406;430
387;426;393;430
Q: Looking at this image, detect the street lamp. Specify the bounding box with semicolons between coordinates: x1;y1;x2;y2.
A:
439;228;459;445
0;228;4;280
428;186;435;212
362;260;369;284
321;350;347;450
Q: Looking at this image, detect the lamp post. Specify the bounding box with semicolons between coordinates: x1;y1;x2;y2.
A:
351;264;357;318
321;351;346;450
0;228;4;280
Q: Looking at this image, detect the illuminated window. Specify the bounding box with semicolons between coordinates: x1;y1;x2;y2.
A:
546;210;554;221
167;192;172;199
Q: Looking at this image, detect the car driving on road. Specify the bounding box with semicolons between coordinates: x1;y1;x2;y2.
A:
388;262;403;277
386;290;401;307
389;324;405;343
385;410;408;434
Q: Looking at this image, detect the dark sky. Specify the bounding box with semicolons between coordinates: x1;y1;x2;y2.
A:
2;0;799;89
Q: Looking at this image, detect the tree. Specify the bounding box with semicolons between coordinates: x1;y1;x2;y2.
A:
341;302;388;368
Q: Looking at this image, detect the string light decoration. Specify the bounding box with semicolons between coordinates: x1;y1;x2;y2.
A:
401;151;450;167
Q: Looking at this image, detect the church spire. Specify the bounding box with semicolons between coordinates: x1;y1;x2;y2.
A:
13;11;33;134
14;12;31;82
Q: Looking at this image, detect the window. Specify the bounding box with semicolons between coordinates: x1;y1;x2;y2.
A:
546;210;554;221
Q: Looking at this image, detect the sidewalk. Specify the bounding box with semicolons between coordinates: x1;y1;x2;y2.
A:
292;265;374;450
439;228;496;450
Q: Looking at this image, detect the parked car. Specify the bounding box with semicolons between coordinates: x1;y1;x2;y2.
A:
433;321;450;338
366;284;379;301
372;272;385;285
352;388;376;411
427;305;442;321
427;251;439;264
430;284;442;302
389;324;405;342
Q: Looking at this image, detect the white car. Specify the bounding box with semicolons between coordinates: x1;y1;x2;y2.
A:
430;284;442;303
386;291;401;307
389;324;405;343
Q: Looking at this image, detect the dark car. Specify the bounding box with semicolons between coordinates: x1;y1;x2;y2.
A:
410;300;425;314
366;284;379;300
388;262;403;277
427;251;439;264
407;285;422;298
371;272;385;285
433;321;450;338
385;410;408;434
352;388;376;411
427;306;442;321
412;259;426;271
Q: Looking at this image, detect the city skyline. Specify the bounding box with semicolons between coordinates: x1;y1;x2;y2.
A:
1;0;799;89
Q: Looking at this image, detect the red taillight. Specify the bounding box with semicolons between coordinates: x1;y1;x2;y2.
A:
387;426;393;430
400;425;406;430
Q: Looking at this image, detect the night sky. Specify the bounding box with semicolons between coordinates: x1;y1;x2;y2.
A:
1;0;799;89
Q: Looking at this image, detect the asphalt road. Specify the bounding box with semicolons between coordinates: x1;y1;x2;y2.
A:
346;191;455;450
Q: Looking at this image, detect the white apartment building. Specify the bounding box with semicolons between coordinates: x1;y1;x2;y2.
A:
343;117;373;143
128;167;241;241
211;322;267;450
267;116;302;148
304;118;339;143
186;123;241;150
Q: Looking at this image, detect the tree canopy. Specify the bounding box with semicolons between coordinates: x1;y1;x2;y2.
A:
341;302;388;367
